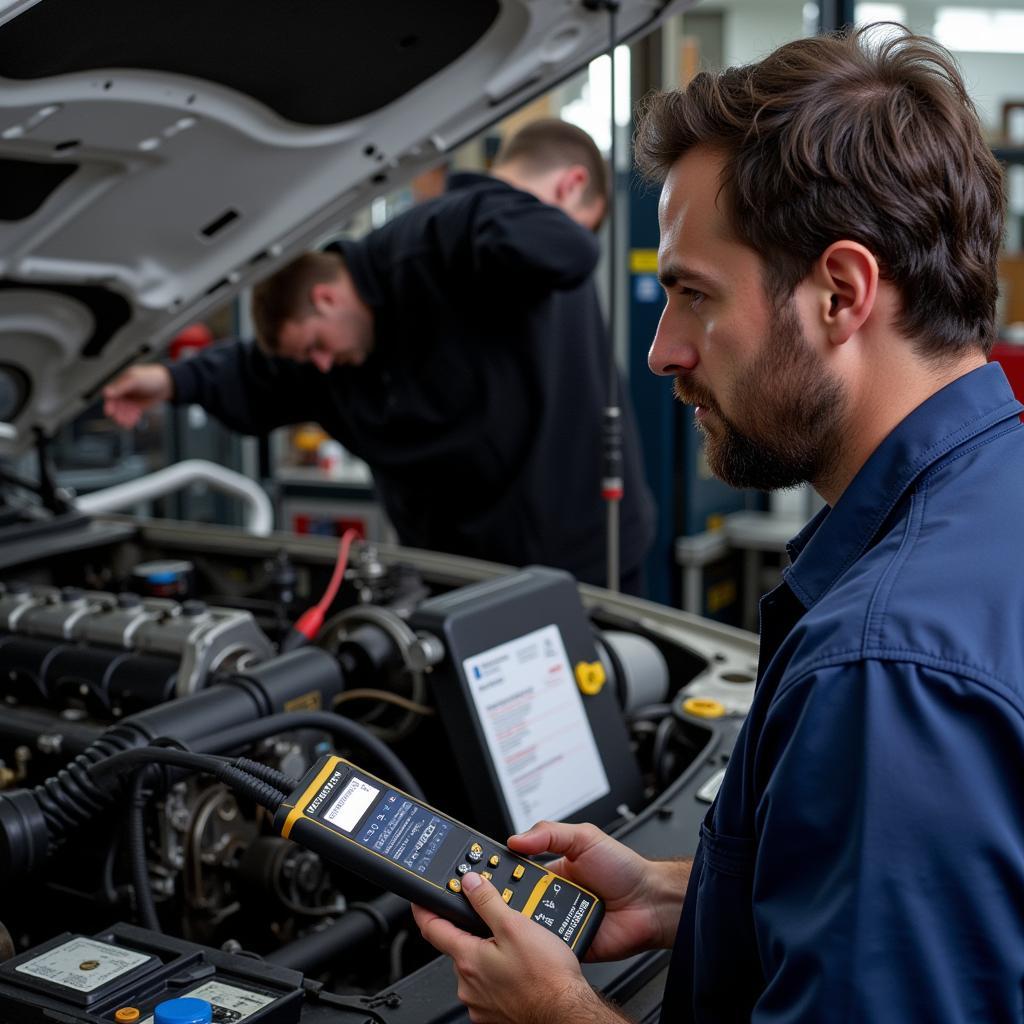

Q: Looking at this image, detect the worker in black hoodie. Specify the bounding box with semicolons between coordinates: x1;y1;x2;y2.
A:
103;119;656;593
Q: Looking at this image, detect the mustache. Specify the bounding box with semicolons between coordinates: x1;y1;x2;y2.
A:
673;375;719;412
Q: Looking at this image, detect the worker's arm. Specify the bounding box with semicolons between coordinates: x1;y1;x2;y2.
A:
470;190;600;291
104;340;320;436
103;364;175;429
168;338;323;434
749;660;1024;1023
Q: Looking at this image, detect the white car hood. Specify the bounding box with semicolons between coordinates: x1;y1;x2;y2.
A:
0;0;687;455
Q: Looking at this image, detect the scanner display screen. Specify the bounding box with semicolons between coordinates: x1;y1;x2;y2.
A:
356;788;452;874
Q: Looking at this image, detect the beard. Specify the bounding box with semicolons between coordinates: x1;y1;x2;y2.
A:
674;299;845;492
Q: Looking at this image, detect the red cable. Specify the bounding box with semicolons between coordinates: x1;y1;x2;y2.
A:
292;528;359;642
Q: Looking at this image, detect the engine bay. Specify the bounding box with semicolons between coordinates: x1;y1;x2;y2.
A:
0;513;756;1022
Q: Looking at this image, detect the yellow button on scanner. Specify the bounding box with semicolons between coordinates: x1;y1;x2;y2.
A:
488;854;500;868
511;864;525;881
481;871;493;881
575;660;606;696
682;697;726;719
447;878;462;894
501;888;513;904
115;1010;141;1023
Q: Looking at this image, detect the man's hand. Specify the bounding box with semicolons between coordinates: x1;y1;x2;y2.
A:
102;365;173;428
508;821;689;960
412;871;619;1024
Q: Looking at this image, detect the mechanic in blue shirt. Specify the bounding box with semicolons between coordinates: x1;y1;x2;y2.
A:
412;24;1024;1024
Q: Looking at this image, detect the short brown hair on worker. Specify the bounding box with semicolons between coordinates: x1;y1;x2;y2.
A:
495;118;610;213
252;250;345;353
635;24;1006;357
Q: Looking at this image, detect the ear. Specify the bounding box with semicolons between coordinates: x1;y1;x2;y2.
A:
811;241;879;346
310;280;339;315
553;164;588;206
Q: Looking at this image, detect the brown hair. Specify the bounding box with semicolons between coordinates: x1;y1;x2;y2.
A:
634;25;1005;357
495;118;610;212
251;250;345;352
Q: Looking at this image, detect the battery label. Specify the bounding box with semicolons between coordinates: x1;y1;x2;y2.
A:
357;789;451;873
15;937;151;992
138;979;275;1023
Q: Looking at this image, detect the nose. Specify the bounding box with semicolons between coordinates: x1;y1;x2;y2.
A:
311;349;334;374
648;307;700;377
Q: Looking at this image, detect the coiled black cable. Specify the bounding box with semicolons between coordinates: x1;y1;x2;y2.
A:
15;710;420;881
31;727;139;847
191;712;423;799
89;747;286;812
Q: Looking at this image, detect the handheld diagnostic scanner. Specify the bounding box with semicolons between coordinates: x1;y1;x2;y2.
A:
271;755;604;957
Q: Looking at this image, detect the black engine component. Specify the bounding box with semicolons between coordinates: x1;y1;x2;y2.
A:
0;646;345;878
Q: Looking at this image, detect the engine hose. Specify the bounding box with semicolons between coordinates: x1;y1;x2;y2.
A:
127;766;161;933
264;892;409;973
653;715;680;792
192;712;424;800
31;726;139;842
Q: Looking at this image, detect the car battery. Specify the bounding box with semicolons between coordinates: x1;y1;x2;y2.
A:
0;924;303;1023
410;567;644;838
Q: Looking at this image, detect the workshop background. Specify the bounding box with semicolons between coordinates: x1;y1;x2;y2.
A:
30;0;1024;622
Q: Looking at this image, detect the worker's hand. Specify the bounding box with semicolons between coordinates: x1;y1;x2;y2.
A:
412;872;604;1024
508;821;688;960
102;365;173;428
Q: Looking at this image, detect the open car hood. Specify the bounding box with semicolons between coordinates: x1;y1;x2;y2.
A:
0;0;687;456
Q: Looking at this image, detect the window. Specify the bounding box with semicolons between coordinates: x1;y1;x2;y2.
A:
560;45;631;155
934;7;1024;53
854;2;908;25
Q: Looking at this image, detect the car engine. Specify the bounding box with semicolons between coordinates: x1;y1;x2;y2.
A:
0;512;756;1021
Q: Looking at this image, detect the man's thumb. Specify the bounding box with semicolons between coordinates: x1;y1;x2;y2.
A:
460;871;510;932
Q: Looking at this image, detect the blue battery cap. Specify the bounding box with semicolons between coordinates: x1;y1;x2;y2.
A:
153;997;212;1024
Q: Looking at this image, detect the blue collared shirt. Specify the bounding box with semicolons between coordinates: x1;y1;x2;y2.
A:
660;362;1024;1023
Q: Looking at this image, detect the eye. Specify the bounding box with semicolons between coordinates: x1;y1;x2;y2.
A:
679;287;705;311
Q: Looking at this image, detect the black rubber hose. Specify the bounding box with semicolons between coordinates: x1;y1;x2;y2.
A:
90;748;285;813
31;727;139;839
191;712;424;799
127;766;161;933
263;892;409;973
653;715;680;792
